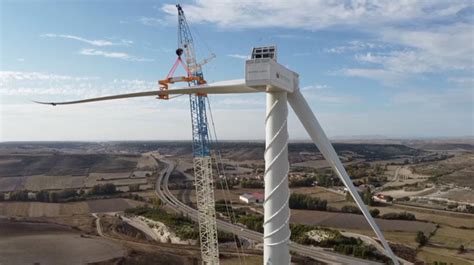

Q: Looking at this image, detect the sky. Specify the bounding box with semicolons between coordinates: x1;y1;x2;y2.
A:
1;0;473;141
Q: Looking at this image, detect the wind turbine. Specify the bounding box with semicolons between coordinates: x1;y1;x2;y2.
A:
35;45;400;265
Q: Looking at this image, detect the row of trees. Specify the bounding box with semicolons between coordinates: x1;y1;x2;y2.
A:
240;179;263;189
315;174;342;187
289;176;315;187
346;188;374;206
341;205;415;220
333;243;382;260
88;183;117;195
289;193;328;211
1;183;119;203
237;214;264;233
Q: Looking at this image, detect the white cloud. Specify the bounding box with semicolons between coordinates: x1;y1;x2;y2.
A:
390;87;473;107
41;33;133;46
160;1;472;84
227;54;250;60
274;34;311;40
0;71;94;82
339;68;404;84
449;77;474;87
379;23;474;71
16;58;25;62
325;40;382;54
301;84;362;104
0;71;155;98
139;17;167;26
161;1;469;30
79;48;154;62
335;22;474;83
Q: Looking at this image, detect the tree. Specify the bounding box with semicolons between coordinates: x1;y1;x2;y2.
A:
49;192;58;203
240;179;263;188
459;244;465;253
89;183;117;195
415;231;427;246
289;193;327;211
129;184;140;192
58;189;77;200
382;212;415;220
341;205;361;214
363;188;373;206
369;208;380;218
36;190;50;202
10;190;29;201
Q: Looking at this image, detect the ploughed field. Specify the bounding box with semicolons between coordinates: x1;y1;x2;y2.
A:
290;209;437;234
0;154;138;177
0;218;125;264
0;152;156;192
0;198;144;217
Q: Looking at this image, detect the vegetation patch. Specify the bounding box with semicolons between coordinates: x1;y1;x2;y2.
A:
289;193;327;211
125;205;235;242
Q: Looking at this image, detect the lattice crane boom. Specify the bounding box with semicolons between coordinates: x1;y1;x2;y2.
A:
176;4;220;265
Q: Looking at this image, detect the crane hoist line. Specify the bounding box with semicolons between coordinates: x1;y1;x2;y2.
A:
158;4;220;265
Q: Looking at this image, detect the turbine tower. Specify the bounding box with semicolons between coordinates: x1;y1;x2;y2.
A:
35;45;400;265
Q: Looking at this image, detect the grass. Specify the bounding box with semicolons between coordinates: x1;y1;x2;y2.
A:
430;226;474;249
418;247;472;265
341;229;420;249
375;205;474;228
292;187;346;203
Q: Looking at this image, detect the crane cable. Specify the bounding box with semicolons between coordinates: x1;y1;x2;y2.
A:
206;97;247;265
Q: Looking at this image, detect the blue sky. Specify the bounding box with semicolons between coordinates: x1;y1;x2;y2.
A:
1;0;473;141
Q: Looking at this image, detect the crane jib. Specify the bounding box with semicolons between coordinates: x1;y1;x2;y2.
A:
176;4;220;264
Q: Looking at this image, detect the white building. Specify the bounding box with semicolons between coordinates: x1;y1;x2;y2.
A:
239;192;264;204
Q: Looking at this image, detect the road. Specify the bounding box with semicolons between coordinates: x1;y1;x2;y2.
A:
121;215;161;241
152;154;381;265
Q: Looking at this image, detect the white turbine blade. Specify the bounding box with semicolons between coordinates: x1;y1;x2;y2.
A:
288;89;400;265
33;91;160;106
33;81;258;106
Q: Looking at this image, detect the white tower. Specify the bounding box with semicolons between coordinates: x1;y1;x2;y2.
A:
246;46;297;265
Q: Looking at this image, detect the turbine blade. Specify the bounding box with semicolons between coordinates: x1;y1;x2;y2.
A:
287;89;400;265
33;81;258;106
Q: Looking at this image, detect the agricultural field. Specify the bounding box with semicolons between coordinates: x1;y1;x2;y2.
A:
0;148;157;192
0;141;472;264
0;198;144;217
0;218;126;264
290;209;437;234
374;205;474;228
414;152;474;188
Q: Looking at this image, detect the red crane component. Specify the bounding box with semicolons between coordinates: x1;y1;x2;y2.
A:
158;49;207;100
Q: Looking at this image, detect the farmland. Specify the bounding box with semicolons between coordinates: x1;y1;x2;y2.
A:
0;218;126;264
0;198;144;217
290;209;437;234
0;148;157;192
0;140;472;264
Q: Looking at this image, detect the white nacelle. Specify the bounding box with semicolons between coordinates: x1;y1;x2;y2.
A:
245;58;299;93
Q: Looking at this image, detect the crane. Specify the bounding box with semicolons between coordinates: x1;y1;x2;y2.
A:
157;4;220;265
